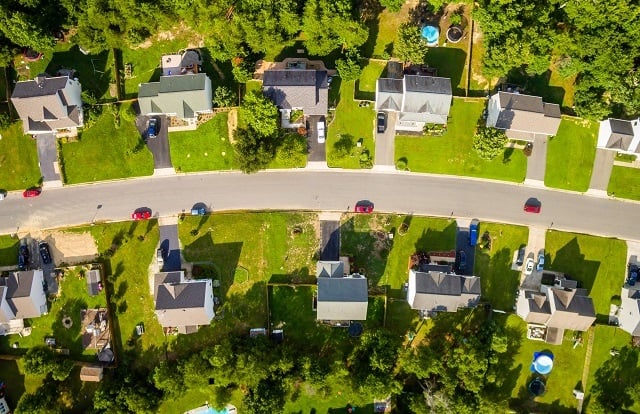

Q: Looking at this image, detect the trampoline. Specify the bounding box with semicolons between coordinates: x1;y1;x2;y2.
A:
446;26;463;43
531;352;554;375
421;25;439;47
528;377;546;396
348;322;364;337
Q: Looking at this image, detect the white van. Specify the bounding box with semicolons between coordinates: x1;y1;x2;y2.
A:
317;121;325;144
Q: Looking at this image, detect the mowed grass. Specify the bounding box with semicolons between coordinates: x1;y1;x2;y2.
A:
60;111;154;183
0;122;42;190
545;117;597;192
340;214;456;295
608;165;640;201
170;113;237;172
474;222;529;311
395;98;528;182
268;133;308;169
326;79;375;169
545;231;627;319
88;221;163;368
0;234;19;266
0;267;108;360
355;60;386;101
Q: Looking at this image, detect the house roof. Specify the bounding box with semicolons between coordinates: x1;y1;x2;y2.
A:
316;261;344;278
12;75;69;99
408;270;481;312
263;69;318;87
404;75;452;95
492;92;561;136
262;69;328;116
551;288;596;316
79;366;103;382
610;119;635;136
375;75;452;123
1;271;43;319
523;290;552;316
155;278;213;327
153;271;183;297
138;73;212;118
619;287;640;336
377;78;403;94
317;276;368;320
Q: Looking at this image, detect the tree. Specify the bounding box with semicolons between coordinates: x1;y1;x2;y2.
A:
243;376;286;414
23;346;73;381
213;86;235;108
15;376;62;414
590;346;640;413
302;0;368;56
395;23;426;63
335;49;362;81
153;361;184;396
472;127;508;160
380;0;404;12
234;127;276;173
240;91;279;137
94;368;161;413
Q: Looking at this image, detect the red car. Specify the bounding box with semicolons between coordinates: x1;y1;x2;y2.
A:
131;211;151;220
524;202;541;214
23;188;41;198
354;202;374;213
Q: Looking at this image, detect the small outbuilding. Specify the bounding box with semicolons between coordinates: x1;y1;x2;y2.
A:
80;366;104;382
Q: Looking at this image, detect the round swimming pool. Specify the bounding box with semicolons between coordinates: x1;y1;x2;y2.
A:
421;25;439;46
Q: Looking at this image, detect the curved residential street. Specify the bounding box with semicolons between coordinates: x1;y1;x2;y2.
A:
0;170;638;241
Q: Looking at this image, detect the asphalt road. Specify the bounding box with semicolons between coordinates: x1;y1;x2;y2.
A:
1;170;639;241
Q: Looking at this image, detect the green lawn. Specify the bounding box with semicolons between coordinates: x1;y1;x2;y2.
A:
545;117;597;192
60;109;154;183
88;221;164;369
474;222;529;311
340;214;456;296
0;267;108;360
169;113;237;172
326;79;375;169
355;60;386;101
268;132;307;169
0;122;42;190
362;6;406;59
0;234;19;266
425;46;468;95
608;165;640;201
545;231;627;320
395;98;528;182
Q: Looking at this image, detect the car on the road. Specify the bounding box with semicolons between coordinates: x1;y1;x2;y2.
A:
147;118;158;139
457;250;467;271
377;112;387;133
536;253;545;272
524;258;535;275
524;201;541;213
39;241;52;265
23;188;41;198
18;244;29;271
354;202;374;213
132;210;152;220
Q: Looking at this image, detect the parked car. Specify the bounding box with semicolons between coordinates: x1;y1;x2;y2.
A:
469;219;479;247
0;190;6;201
132;210;151;220
18;243;29;271
147;118;158;138
377;112;387;133
524;200;541;213
516;247;526;266
524;258;535;275
39;242;52;265
354;201;374;213
317;120;325;144
628;264;639;286
457;250;467;271
536;253;545;272
23;188;41;198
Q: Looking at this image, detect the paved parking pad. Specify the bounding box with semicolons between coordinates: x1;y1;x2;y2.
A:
455;219;476;275
320;220;340;261
159;223;181;272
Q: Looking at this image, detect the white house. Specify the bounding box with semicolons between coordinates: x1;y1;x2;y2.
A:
0;270;48;335
597;118;640;154
486;92;561;141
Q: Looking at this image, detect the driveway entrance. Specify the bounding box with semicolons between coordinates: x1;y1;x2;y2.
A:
136;115;173;170
524;135;548;185
374;111;396;167
588;148;615;194
36;133;62;186
306;115;326;163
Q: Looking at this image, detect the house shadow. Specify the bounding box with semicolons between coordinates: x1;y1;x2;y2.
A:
274;40;342;70
551;236;601;292
424;47;467;95
44;47;112;100
506;69;568;112
0;359;25;408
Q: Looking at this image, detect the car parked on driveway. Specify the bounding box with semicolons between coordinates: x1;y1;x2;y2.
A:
39;242;52;265
457;250;467;271
147;118;158;139
132;210;152;220
524;258;535;275
536;253;545;272
317;120;325;144
516;247;526;266
23;188;41;198
377;112;387;133
18;244;29;271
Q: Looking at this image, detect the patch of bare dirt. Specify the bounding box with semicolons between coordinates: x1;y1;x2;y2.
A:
227;108;238;143
27;230;98;265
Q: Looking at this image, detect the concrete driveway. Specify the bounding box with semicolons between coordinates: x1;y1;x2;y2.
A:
519;226;547;289
306;115;326;162
136;115;173;169
588;148;616;194
524;135;548;185
375;111;396;167
36;134;62;186
320;220;340;261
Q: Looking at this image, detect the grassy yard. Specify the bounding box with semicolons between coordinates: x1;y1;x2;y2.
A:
0;234;19;266
508;66;576;111
355;60;386;101
395;98;528;182
326;79;375;169
545;117;597;192
340;214;456;297
0;267;108;360
474;222;529;311
0;122;42;190
60;109;154;183
425;46;468;96
608;165;640;201
268;132;307;169
545;231;627;320
361;4;408;59
170;112;237;172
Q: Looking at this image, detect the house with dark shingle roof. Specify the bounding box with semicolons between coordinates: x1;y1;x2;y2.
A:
262;67;329;121
618;284;640;336
597;118;640;154
486;91;561;141
0;270;48;336
11;75;83;135
407;269;481;314
153;271;214;334
138;73;213;124
375;75;452;132
316;261;368;322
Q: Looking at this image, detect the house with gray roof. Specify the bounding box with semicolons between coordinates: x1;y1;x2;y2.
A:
486;91;561;141
618;284;640;336
11;75;83;135
597;118;640;154
375;75;452;132
407;269;481;314
316;261;368;322
262;66;329;122
0;270;48;336
138;73;212;124
153;271;214;334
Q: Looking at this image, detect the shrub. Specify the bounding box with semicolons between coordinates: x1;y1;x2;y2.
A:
396;158;408;170
473;127;508;160
335;49;362;82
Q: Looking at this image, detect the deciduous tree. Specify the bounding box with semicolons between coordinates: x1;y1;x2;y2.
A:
472;127;508;160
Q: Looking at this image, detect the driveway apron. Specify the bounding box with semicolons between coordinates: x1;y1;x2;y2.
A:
588;148;615;192
525;134;548;183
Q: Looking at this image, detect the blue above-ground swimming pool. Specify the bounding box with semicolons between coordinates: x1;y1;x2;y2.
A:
189;407;228;414
421;25;439;46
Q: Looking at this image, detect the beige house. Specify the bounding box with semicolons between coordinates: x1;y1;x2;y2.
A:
597;118;640;155
407;268;481;315
316;261;368;323
486;91;561;141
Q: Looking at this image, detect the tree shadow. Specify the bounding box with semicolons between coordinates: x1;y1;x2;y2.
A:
328;76;342;109
506;68;567;111
0;359;25;408
44;47;112;100
269;266;312;284
424;47;467;95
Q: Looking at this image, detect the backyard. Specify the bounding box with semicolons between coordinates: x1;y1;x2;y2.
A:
0;122;42;191
395;98;528;182
59;107;154;184
608;165;640;201
474;222;529;311
545;117;597;192
355;60;386;101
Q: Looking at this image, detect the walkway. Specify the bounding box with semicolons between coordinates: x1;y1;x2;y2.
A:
523;135;548;187
587;149;615;195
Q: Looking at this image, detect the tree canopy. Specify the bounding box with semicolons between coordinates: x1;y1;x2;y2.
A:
395;23;427;63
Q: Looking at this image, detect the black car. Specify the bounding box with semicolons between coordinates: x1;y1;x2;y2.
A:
147;117;158;139
39;242;52;265
457;250;467;271
377;112;387;133
18;245;29;271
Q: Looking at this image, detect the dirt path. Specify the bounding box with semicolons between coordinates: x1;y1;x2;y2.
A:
227;108;238;143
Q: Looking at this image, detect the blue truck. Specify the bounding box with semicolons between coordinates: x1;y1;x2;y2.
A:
469;219;479;246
